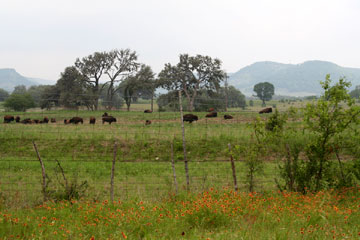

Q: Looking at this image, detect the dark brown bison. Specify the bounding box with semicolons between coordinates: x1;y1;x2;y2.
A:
102;116;116;124
208;108;215;112
51;118;56;123
102;112;108;117
206;112;217;118
90;117;96;124
69;117;83;124
144;109;153;113
259;107;272;114
42;117;49;123
4;115;15;123
224;114;233;120
21;118;32;124
33;119;40;124
15;116;21;123
183;114;198;123
145;120;152;125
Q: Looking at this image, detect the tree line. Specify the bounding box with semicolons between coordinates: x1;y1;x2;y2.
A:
1;50;248;112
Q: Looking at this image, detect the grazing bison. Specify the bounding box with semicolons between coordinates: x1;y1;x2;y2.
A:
4;115;15;123
51;118;56;123
102;112;108;117
183;114;198;123
102;116;117;124
15;116;21;123
206;112;217;118
208;108;215;112
21;118;32;124
42;117;49;123
259;107;272;114
145;120;152;125
33;119;40;124
69;117;83;124
89;117;96;124
224;114;233;120
144;109;152;113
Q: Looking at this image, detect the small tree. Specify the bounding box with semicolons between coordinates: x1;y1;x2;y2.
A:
304;75;360;191
253;82;275;106
4;93;35;111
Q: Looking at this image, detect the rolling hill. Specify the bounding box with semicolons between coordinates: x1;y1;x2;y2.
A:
229;61;360;96
0;68;39;92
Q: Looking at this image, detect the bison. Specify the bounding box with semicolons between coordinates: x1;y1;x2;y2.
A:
144;109;153;113
21;118;32;124
183;114;198;123
51;118;56;123
69;117;83;124
224;114;233;120
3;115;15;123
259;107;272;114
145;120;152;125
64;119;68;124
102;116;116;124
102;112;108;117
33;119;40;124
206;112;217;118
90;117;96;124
42;117;49;123
15;116;21;123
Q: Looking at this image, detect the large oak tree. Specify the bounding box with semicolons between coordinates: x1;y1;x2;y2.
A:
158;54;226;112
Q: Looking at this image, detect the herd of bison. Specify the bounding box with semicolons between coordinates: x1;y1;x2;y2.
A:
2;108;273;125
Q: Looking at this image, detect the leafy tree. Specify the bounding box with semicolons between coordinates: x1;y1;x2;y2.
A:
253;82;275;106
75;52;108;110
99;84;124;110
303;75;360;191
27;85;53;107
4;93;35;111
56;66;93;109
158;54;226;111
103;49;139;109
0;88;9;101
222;85;246;109
39;85;60;110
118;64;156;111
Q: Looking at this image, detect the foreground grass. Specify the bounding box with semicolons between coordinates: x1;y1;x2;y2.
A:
1;188;360;239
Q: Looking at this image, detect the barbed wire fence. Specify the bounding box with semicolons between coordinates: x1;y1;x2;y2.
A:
0;94;283;207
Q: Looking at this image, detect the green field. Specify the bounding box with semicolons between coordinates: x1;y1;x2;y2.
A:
1;100;359;239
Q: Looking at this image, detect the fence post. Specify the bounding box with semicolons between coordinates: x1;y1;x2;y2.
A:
228;143;238;192
171;138;178;194
33;141;47;202
110;142;117;203
178;90;190;191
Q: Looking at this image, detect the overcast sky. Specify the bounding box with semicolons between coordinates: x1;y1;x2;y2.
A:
1;0;359;82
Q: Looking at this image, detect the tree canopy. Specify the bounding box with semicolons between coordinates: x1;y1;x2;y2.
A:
253;82;275;105
158;54;226;111
0;88;9;101
4;93;35;111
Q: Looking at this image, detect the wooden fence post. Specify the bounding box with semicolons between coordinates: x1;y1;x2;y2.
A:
33;141;47;202
178;90;190;191
228;143;238;192
110;142;117;203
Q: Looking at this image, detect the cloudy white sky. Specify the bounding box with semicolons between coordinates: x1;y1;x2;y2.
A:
0;0;359;82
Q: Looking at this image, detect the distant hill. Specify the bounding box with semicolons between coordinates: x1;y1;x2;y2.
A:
229;61;360;96
0;68;46;92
